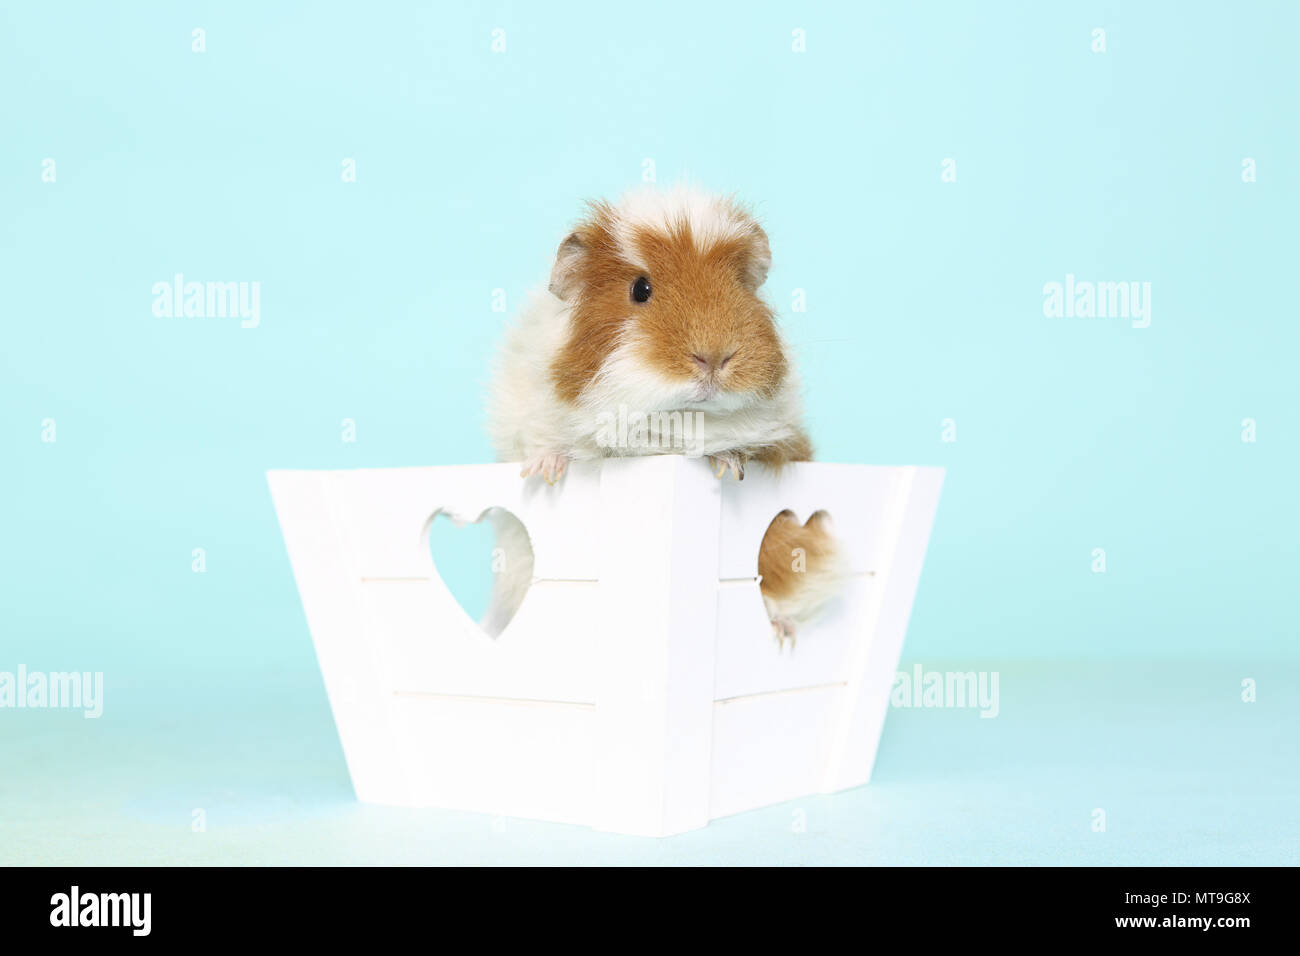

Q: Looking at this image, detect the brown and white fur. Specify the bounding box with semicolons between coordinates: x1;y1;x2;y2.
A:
486;185;843;643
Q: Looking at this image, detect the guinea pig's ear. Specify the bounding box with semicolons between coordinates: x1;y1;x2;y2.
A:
740;223;772;290
548;232;585;300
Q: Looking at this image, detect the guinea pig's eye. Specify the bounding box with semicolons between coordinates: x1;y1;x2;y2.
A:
631;276;652;303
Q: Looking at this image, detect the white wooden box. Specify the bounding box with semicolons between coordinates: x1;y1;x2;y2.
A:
267;456;943;837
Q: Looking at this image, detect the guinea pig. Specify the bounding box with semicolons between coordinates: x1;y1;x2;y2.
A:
484;184;843;644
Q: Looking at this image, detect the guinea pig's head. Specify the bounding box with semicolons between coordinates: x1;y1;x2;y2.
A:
547;186;787;412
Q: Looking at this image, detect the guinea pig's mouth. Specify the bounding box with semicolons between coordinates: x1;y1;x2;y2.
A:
690;382;721;403
682;383;750;411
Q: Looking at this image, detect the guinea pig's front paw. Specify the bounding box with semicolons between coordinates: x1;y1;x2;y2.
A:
771;616;797;651
708;451;746;481
520;451;570;485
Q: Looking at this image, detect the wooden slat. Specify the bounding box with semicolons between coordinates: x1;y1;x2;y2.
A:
362;579;601;703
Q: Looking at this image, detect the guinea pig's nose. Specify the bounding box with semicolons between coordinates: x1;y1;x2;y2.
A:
692;350;736;374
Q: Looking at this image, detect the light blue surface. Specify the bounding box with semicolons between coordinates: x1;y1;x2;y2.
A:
1;661;1295;865
1;2;1297;864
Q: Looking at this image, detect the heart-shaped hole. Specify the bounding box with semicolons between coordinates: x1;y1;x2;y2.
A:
758;509;844;633
425;506;534;639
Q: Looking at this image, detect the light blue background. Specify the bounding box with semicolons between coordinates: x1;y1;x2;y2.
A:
1;1;1296;865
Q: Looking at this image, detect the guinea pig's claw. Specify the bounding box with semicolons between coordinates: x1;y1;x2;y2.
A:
708;453;745;481
521;452;569;484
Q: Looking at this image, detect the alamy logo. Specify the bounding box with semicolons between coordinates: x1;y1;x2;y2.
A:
50;886;151;936
891;664;1000;718
594;404;706;456
0;665;102;718
152;274;261;328
1042;274;1151;328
